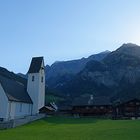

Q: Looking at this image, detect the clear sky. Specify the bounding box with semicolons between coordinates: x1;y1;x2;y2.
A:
0;0;140;74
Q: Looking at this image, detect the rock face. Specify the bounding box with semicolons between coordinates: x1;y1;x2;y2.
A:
53;43;140;100
45;51;110;88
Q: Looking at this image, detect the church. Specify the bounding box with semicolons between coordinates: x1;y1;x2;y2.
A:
0;57;45;121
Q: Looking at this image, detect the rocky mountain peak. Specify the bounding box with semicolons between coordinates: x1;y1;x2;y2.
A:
115;43;140;57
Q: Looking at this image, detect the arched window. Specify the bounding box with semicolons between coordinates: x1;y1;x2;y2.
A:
32;76;35;81
41;76;43;83
20;103;22;112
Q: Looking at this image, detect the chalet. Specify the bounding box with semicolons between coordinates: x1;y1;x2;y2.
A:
72;95;112;116
72;95;140;119
57;100;73;115
112;97;140;119
39;102;58;115
0;57;45;121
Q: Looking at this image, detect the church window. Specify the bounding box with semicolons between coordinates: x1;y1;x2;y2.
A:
41;76;43;83
28;105;31;113
20;103;22;112
32;76;35;81
41;67;44;74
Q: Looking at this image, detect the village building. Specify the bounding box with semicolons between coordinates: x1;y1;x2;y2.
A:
72;95;140;119
39;102;58;115
0;57;45;121
72;95;112;117
112;97;140;119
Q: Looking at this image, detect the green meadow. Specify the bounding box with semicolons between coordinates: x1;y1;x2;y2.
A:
0;117;140;140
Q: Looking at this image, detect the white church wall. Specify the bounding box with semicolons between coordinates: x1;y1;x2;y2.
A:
9;102;32;119
14;102;32;118
38;61;45;109
8;101;16;120
27;60;45;115
27;73;40;114
0;84;9;120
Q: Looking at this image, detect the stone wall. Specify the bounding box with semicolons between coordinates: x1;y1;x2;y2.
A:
0;114;46;129
0;120;14;129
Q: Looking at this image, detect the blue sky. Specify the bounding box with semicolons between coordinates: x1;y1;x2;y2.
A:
0;0;140;73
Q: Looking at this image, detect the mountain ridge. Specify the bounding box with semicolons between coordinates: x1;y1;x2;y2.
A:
53;43;140;101
46;50;110;88
16;43;140;104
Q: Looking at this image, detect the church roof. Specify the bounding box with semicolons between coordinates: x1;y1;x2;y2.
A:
0;75;32;104
28;57;44;73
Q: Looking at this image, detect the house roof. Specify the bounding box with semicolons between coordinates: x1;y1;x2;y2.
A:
72;96;111;106
40;106;56;111
113;96;140;106
0;75;32;104
28;57;44;73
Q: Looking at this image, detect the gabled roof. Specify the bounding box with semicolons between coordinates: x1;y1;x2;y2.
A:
113;96;140;106
72;96;111;106
28;57;44;73
0;75;32;104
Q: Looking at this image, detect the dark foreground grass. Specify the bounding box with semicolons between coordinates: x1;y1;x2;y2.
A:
0;117;140;140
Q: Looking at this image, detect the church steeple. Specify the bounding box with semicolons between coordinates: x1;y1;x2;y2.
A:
27;57;45;115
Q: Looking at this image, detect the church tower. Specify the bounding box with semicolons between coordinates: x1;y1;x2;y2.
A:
27;57;45;115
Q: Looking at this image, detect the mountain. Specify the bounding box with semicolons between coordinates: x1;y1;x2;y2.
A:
0;67;27;86
45;51;110;88
54;43;140;100
18;73;27;79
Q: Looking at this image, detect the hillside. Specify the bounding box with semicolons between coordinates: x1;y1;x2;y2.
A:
53;43;140;101
0;67;27;86
46;51;110;88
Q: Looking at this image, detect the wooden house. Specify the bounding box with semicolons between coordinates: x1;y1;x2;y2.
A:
39;102;57;115
72;95;112;117
112;98;140;119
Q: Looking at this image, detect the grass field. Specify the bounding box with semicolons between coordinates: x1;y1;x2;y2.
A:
0;117;140;140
